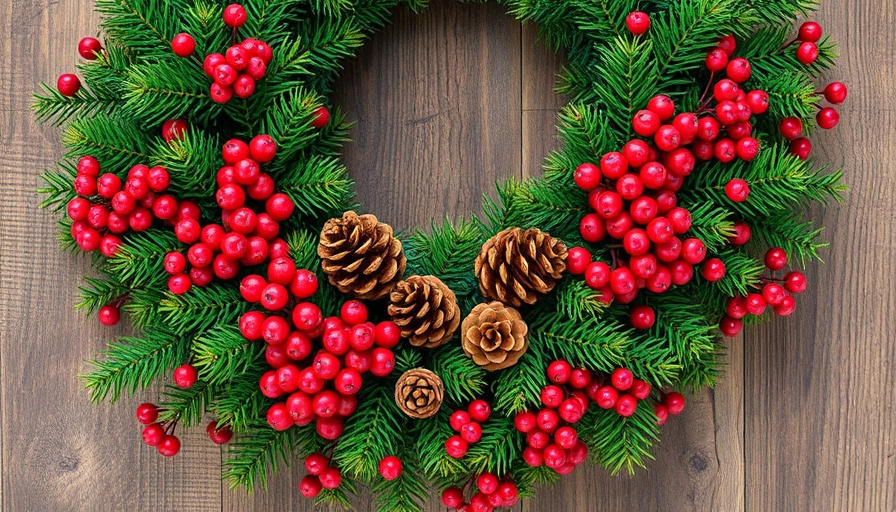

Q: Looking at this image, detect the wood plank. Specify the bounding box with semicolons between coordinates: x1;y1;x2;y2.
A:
0;1;222;510
745;2;896;510
225;1;522;509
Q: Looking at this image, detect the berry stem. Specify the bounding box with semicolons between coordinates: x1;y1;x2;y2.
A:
697;71;715;107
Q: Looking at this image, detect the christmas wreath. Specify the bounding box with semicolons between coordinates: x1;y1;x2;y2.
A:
34;0;846;510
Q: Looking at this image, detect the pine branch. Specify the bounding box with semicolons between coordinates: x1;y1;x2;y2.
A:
157;283;245;335
37;163;77;212
578;400;660;475
748;210;828;266
81;327;190;403
96;0;187;57
592;36;660;138
465;416;522;476
76;276;131;315
685;202;736;253
708;249;764;297
554;276;611;323
157;381;216;428
105;229;180;288
192;324;266;386
32;83;124;126
371;460;428;512
429;344;488;405
492;346;546;415
149;128;221;199
210;372;269;434
333;383;405;482
404;219;485;301
413;412;469;485
123;60;219;126
224;421;300;491
62;116;154;171
277;155;355;220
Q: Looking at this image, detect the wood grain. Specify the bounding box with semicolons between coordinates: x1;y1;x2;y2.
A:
744;2;896;511
1;0;891;511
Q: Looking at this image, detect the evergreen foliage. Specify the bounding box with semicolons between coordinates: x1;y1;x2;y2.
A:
35;0;844;506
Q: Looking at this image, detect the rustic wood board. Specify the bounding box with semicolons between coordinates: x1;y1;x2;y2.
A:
0;0;889;510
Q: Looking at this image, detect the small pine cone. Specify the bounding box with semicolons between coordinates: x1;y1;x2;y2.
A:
318;211;407;300
394;368;444;419
475;227;568;307
387;275;461;349
461;301;529;371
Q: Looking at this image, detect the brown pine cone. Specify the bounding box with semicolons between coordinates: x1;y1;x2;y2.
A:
461;301;529;371
394;368;444;419
475;227;568;307
387;275;461;349
318;211;406;300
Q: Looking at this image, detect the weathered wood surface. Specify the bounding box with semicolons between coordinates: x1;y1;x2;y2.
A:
0;0;889;510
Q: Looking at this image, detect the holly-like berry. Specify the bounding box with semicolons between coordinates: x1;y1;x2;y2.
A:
136;403;159;424
719;316;743;337
726;57;752;83
468;399;491;423
626;11;651;35
798;21;823;43
311;106;330;128
614;394;638;417
796;42;819;65
442;487;465;508
223;3;248;28
663;392;686;415
566;247;591;275
98;304;121;326
162;119;188;143
57;74;81;97
630;305;656;330
574;163;601;191
700;258;726;282
654;403;669;425
764;247;788;271
823;82;848;104
378;456;403;480
142;423;165;446
610;368;634;391
299;475;322;498
784;271;807;293
171;33;196;57
173;364;198;388
790;137;813;160
816;108;840;130
445;435;468;458
206;421;233;444
725;179;750;202
319;467;342;489
546;360;572;384
157;435;181;457
340;300;368;325
78;37;102;60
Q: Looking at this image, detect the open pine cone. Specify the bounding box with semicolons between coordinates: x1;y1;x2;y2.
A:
387;275;461;349
461;301;529;371
318;211;406;300
394;368;444;419
475;227;568;307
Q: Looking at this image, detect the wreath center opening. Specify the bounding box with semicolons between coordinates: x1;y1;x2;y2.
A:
331;1;564;231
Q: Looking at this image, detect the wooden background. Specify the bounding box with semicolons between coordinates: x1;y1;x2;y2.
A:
1;0;893;510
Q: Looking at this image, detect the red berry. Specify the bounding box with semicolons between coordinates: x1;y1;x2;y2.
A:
774;295;797;316
725;179;750;202
468;399;491;423
779;117;803;140
206;421;233;444
726;57;752;83
476;473;499;495
654;125;681;152
460;421;483;443
630;305;655;329
442;487;465;508
304;453;329;476
655;403;669;425
706;48;729;72
558;398;585;423
579;213;606;243
720;316;743;337
168;273;192;295
136;403;159;425
631;379;651;400
515;411;537;433
745;293;767;316
614;394;638;417
541;385;565;408
647;95;675;121
626;11;650;35
174;364;198;388
369;348;395;377
632;109;661;137
600;152;629;180
378;456;403;481
610;267;636;295
265;193;295;221
536;408;560;432
566;247;591;275
681;238;707;265
718;35;737;55
796;42;819;65
223;3;248;28
762;283;787;306
450;410;472;431
171;33;195;57
157;435;181;457
823;82;848;104
790;137;813;160
339;300;368;325
57;73;81;96
574;162;601;191
765;247;788;270
611;368;634;391
78;37;102;59
816;108;840;130
700;258;726;282
546;360;572;384
798;21;823;43
622;139;650;167
142;423;165;446
784;271;807;293
299;475;322;498
311;106;330;128
445;435;468;458
98;304;121;326
319;466;342;489
594;386;618;409
233;74;256;98
735;137;760;161
663;392;686;415
373;321;401;348
99;234;122;258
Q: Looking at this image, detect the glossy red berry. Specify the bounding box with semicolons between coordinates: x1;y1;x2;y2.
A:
460;422;483;443
681;238;707;265
223;3;248;28
142;423;165;446
168;273;192;295
790;137;813;160
136;403;159;424
546;360;572;384
719;316;743;337
745;293;767;316
594;386;618;409
622;139;650;167
206;421;233;444
726;57;752;83
574;163;601;191
626;11;650;35
798;21;823;43
630;305;656;330
611;368;634;391
445;435;468;458
762;283;787;306
823;82;848;104
157;435;181;457
735;137;760;161
98;304;121;326
655;403;669;425
663;392;686;415
615;394;638;417
765;247;788;270
378;456;403;481
57;73;81;96
171;33;195;57
632;109;661;137
647;95;675;121
311;106;330;128
796;42;819;65
816;108;840;130
725;179;750;202
784;271;807;293
706;48;729;72
442;487;465;508
450;410;472;432
700;258;726;282
566;247;591;275
718;35;737;56
468;399;491;423
631;379;651;400
299;475;322;498
774;295;797;316
174;364;198;388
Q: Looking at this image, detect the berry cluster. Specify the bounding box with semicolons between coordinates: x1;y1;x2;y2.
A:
163;135;295;295
197;4;274;102
298;452;343;498
247;295;399;442
513;361;591;475
719;247;808;336
779;78;847;161
135;402;233;459
54;36;106;96
444;399;492;459
653;391;686;425
794;21;823;66
590;367;652;418
440;473;520;512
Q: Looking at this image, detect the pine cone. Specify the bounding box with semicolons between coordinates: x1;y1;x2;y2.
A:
387;275;461;349
461;301;529;371
318;211;406;300
394;368;444;419
475;227;568;307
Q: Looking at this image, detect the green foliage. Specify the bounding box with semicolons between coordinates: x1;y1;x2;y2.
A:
37;0;844;503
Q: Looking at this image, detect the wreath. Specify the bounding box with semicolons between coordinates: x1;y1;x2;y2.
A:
34;0;845;510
